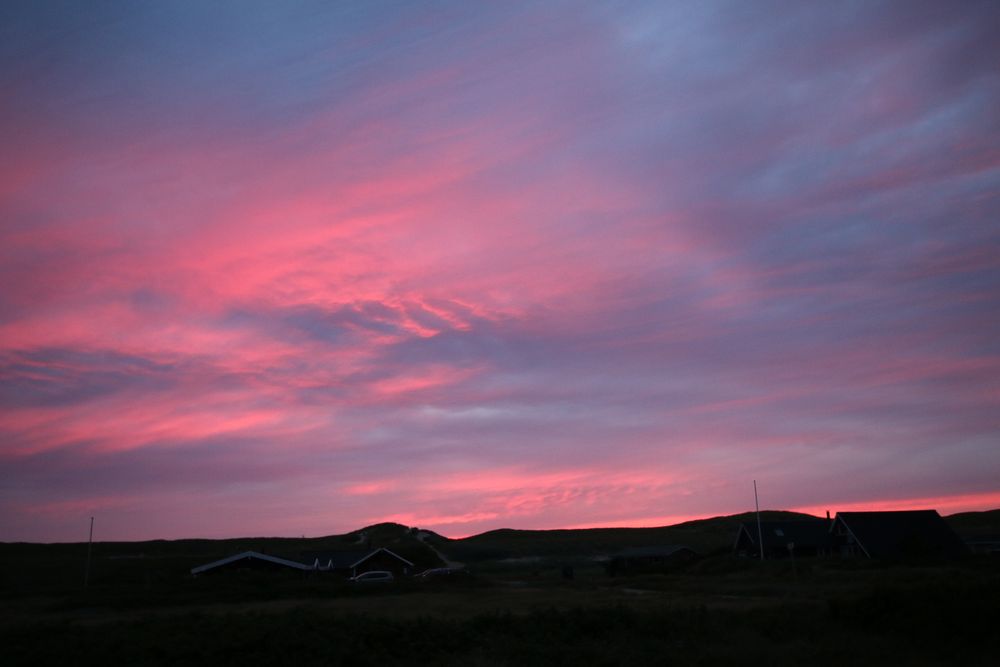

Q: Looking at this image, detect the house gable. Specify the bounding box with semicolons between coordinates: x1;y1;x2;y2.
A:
833;510;967;559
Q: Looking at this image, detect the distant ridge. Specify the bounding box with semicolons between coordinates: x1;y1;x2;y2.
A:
941;508;1000;537
466;511;819;537
4;509;996;549
425;510;824;560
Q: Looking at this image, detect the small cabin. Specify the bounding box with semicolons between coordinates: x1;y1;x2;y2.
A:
830;510;967;559
734;520;831;559
303;547;415;578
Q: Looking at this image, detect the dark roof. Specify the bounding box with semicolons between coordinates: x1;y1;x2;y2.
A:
191;551;311;575
737;520;831;551
354;547;414;567
615;545;697;559
835;510;967;558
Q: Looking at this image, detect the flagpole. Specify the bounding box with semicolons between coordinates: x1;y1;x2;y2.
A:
754;481;764;561
84;516;94;588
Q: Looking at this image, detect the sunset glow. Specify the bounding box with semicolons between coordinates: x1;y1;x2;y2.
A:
2;1;998;541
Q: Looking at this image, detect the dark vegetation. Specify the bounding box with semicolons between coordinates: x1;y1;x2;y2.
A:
2;510;997;665
942;508;1000;537
432;510;817;565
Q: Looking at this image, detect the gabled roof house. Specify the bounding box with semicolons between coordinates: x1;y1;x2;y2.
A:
831;510;967;559
734;519;832;558
302;547;415;577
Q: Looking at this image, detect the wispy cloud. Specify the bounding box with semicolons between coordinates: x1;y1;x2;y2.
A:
1;1;998;540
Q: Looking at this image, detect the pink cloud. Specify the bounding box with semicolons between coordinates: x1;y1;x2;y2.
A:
792;491;1000;518
1;1;998;542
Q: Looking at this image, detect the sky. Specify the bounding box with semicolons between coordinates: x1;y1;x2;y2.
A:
1;1;999;542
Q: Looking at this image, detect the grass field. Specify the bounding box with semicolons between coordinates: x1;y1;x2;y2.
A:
2;511;998;665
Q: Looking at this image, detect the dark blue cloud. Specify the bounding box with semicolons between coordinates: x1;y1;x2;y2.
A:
0;348;179;408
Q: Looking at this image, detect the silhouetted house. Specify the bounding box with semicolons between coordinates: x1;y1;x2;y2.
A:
608;545;698;574
831;510;967;559
190;551;312;576
302;547;415;577
734;520;831;559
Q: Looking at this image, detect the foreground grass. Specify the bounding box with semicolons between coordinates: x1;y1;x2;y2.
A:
4;589;996;666
3;559;998;666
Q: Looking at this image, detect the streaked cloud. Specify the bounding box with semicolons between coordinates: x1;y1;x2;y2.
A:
1;1;998;540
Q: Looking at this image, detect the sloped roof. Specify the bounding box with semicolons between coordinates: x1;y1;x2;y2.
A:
301;547;414;569
353;546;414;568
834;510;967;558
190;551;311;575
737;520;831;551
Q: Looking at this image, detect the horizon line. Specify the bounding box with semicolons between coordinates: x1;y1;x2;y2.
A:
10;502;998;546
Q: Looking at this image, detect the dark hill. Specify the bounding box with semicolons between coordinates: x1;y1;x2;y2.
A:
433;511;822;562
4;508;995;594
0;524;442;596
944;509;1000;537
345;522;414;543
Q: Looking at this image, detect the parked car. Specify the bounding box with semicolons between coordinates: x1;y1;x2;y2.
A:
349;570;394;583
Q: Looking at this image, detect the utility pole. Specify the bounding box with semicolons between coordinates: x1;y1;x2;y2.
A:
84;516;94;589
754;480;764;561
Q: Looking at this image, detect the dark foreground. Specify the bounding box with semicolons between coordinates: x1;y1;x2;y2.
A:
3;557;998;666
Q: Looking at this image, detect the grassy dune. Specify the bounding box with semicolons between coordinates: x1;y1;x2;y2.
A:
2;511;997;665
